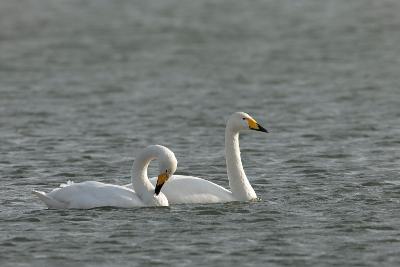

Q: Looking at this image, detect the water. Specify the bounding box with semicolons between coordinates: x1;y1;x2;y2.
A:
1;0;400;266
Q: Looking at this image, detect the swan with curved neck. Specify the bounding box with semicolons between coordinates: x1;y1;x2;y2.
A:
33;145;177;209
125;112;268;204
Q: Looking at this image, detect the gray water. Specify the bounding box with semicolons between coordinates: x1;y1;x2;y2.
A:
1;0;400;266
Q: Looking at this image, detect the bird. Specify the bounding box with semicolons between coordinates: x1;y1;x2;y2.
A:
125;112;268;204
33;145;177;209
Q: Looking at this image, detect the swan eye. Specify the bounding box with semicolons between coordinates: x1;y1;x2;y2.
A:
242;118;246;120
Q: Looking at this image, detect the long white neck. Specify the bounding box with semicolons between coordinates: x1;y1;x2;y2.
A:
131;149;157;202
225;126;257;200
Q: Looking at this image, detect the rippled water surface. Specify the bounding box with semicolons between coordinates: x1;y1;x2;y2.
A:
1;0;400;266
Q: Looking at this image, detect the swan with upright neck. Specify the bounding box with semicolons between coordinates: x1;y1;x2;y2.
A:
125;112;268;204
33;145;177;209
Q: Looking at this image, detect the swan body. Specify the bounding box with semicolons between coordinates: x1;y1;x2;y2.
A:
126;175;234;204
33;181;143;209
33;145;177;209
125;112;268;204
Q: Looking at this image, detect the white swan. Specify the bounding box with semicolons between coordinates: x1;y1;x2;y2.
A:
33;145;177;209
125;112;268;204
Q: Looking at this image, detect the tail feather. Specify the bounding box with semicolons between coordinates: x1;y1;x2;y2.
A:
59;180;74;188
32;190;67;209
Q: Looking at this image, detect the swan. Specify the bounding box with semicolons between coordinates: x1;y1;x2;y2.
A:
125;112;268;204
32;145;177;209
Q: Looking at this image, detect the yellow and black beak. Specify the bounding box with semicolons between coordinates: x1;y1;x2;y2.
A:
155;172;169;195
246;118;268;133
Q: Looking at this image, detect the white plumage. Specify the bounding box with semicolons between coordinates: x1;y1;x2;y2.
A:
125;112;268;204
33;145;177;209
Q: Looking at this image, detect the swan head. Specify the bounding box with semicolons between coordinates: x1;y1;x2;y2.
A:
228;112;268;133
153;146;177;195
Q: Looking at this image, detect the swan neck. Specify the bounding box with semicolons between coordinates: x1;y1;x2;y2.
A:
131;151;156;199
225;126;257;200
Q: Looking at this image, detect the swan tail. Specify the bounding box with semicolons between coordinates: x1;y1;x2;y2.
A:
32;190;67;209
60;180;74;188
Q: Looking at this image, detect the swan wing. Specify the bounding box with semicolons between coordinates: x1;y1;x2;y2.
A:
125;175;234;204
34;181;143;209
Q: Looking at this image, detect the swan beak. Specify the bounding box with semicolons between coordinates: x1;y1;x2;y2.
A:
155;172;169;195
247;118;268;133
